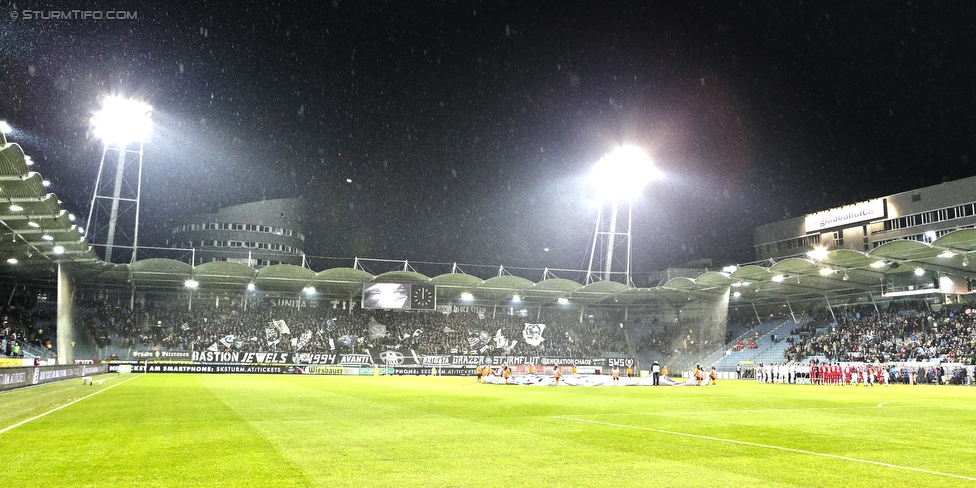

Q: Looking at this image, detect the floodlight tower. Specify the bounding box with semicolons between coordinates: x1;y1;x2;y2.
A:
586;146;661;286
86;96;153;263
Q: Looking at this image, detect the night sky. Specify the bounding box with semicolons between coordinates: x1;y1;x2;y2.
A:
2;1;975;280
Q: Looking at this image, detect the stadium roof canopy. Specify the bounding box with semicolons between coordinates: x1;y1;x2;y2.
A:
0;137;98;272
5;133;976;309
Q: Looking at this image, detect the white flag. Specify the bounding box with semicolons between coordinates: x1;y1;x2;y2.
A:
272;319;290;335
296;331;312;350
523;323;546;347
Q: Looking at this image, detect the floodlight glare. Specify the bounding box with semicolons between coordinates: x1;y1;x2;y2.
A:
91;96;153;147
819;268;834;276
185;279;199;288
870;260;886;268
914;268;925;276
6;258;17;264
53;245;65;254
0;121;11;134
771;275;785;282
590;145;662;201
807;246;829;261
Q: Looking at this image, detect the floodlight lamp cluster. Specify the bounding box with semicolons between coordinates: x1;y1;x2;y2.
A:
91;96;153;147
590;145;661;201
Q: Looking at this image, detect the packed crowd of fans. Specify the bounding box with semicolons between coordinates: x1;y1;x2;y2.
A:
74;296;632;359
783;304;976;365
7;287;976;372
1;294;56;358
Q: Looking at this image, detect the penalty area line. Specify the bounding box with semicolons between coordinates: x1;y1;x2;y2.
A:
554;416;976;482
0;374;144;436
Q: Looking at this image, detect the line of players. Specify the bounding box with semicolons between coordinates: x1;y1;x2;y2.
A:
811;363;890;386
474;363;640;385
755;362;890;386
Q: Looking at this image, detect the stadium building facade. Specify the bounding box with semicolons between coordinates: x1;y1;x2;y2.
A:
755;175;976;261
168;198;305;267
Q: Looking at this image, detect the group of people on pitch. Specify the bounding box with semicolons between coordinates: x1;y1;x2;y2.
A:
694;364;718;386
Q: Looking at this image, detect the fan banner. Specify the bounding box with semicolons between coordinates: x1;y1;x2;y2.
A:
185;350;633;368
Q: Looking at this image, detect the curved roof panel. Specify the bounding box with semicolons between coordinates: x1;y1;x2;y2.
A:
372;270;430;283
254;264;314;292
695;271;732;286
193;261;256;288
869;240;940;261
729;265;773;282
474;275;534;300
312;267;373;296
130;258;193;286
429;273;484;288
933;228;976;250
314;267;374;283
570;280;630;304
822;249;877;269
769;257;819;275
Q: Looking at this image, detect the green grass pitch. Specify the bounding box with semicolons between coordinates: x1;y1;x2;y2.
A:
2;373;975;487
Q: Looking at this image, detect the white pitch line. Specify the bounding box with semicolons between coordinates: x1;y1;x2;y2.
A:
878;401;905;408
554;416;976;482
0;374;143;436
579;406;874;417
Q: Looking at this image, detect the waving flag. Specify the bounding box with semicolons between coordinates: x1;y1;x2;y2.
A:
272;319;290;335
368;318;388;340
338;334;359;348
295;330;313;350
265;324;280;346
523;323;546;347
